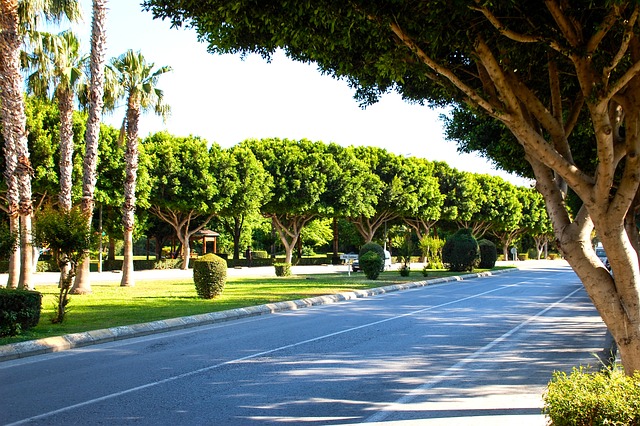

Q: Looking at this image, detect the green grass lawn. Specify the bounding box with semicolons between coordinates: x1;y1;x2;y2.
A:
0;267;512;346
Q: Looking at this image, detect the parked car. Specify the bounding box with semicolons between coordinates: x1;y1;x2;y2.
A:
595;243;611;271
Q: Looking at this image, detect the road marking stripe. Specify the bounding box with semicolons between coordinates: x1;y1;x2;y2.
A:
6;278;577;425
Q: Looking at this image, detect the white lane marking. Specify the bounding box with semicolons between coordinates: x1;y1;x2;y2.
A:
6;277;579;425
364;287;583;423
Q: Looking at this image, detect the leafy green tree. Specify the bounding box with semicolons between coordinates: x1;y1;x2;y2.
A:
322;144;380;259
348;147;440;243
432;162;482;231
519;187;554;260
109;49;171;287
401;157;443;240
144;1;640;373
145;132;222;269
243;138;335;264
33;205;91;323
217;144;271;260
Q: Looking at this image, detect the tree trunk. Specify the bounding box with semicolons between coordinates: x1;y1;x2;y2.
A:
58;88;74;212
17;215;33;290
531;151;640;374
0;0;33;290
120;228;135;287
6;216;19;288
108;236;115;260
73;0;109;295
332;217;339;257
180;233;190;270
121;99;140;286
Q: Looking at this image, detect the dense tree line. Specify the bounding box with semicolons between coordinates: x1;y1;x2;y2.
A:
1;95;552;268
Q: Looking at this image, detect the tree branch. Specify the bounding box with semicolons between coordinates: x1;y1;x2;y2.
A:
388;21;499;117
470;3;541;44
544;0;581;47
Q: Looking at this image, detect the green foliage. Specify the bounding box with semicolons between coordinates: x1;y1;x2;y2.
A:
419;235;444;263
442;229;479;272
543;367;640;425
0;289;42;337
359;242;385;262
360;251;382;280
0;222;17;260
274;262;292;277
33;206;93;323
398;264;410;277
192;253;227;299
478;239;497;269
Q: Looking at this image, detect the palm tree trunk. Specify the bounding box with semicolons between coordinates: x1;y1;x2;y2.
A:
73;0;109;295
120;100;140;287
58;88;74;212
0;0;33;290
58;88;75;286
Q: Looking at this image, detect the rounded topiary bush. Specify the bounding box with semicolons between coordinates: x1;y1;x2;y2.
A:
478;239;497;269
359;242;385;262
360;251;383;279
193;253;227;299
274;262;292;277
442;228;480;272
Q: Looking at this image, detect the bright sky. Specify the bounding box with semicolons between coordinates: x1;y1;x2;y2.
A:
68;1;529;186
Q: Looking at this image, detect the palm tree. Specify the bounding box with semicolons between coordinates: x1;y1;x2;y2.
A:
110;49;171;287
71;0;108;295
24;30;87;212
24;29;87;285
0;0;80;290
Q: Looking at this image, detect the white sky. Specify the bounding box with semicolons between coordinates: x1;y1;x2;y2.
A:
68;1;530;186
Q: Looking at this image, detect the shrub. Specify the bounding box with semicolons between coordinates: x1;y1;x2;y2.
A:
274;262;292;277
543;367;640;425
0;289;42;337
193;253;227;299
359;242;385;264
478;239;497;269
360;251;382;279
426;259;444;269
253;250;269;259
399;264;410;277
442;228;479;272
419;235;445;266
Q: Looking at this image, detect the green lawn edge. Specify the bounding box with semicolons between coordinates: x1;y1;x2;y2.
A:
1;267;514;346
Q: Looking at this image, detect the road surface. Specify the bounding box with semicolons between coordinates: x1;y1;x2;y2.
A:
1;263;606;425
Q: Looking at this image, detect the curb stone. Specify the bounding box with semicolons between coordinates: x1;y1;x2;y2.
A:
0;268;516;362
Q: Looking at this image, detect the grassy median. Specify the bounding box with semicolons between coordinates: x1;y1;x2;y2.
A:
0;267;511;346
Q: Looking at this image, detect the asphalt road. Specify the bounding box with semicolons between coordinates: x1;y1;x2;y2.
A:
1;263;606;425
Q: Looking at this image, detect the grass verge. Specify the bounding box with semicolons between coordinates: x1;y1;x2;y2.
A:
0;267;512;346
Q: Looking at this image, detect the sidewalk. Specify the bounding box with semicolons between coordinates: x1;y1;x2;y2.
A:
3;258;568;287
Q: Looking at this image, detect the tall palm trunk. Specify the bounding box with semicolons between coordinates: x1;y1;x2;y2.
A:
58;87;74;212
120;99;140;287
72;0;108;294
0;0;33;290
57;87;75;285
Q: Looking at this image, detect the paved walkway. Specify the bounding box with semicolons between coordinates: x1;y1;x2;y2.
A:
10;259;567;287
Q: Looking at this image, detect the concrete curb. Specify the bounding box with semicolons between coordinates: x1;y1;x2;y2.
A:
0;268;516;362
